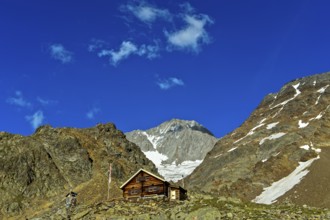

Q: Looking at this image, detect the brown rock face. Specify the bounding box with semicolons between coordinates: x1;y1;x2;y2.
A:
186;71;330;208
0;123;157;219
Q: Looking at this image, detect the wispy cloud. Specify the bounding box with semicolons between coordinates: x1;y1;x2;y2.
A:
26;110;45;130
121;1;171;24
165;14;214;52
98;41;137;65
49;44;73;63
137;43;160;59
88;39;108;52
157;77;185;90
180;2;195;14
86;108;100;120
6;91;32;108
37;97;58;106
98;41;160;66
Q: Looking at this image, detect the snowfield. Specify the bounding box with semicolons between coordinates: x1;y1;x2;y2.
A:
143;150;204;182
253;156;320;204
157;160;203;182
144;151;168;166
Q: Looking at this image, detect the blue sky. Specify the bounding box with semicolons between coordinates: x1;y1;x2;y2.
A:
1;0;330;138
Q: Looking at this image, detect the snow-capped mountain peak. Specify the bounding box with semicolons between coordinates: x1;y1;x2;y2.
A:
126;119;217;182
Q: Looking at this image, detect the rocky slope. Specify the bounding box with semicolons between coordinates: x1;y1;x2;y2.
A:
186;71;330;208
125;119;218;181
0;123;157;219
30;193;330;219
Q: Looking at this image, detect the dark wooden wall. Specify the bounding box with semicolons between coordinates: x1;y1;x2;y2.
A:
122;171;169;199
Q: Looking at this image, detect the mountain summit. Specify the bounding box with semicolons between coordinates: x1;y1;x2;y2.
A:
186;71;330;208
125;119;218;181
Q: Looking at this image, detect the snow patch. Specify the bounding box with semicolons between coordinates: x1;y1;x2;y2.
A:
213;153;222;159
259;118;267;124
267;122;279;130
234;123;265;143
259;133;286;145
300;145;310;150
228;147;237;152
300;145;321;153
271;83;301;110
312;147;322;154
141;131;163;149
309;112;324;121
315;86;329;104
315;113;323;120
157;160;203;182
273;151;281;157
293;82;301;92
144;151;168;166
253;156;320;204
315;95;321;105
317;85;329;93
298;120;309;128
188;120;198;128
271;106;284;118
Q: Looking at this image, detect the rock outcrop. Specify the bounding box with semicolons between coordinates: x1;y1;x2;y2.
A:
0;123;157;219
186;71;330;208
125;119;218;181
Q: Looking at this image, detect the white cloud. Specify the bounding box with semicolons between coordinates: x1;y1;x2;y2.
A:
7;91;32;108
165;14;213;52
98;41;160;66
86;108;100;120
92;3;214;66
26;110;45;130
49;44;73;63
98;41;137;65
121;2;171;24
37;97;58;106
157;77;185;90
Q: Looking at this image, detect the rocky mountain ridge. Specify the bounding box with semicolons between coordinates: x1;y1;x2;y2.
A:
125;119;218;181
186;71;330;208
0;123;157;219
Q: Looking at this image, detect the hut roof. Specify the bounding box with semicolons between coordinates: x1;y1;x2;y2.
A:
120;169;165;189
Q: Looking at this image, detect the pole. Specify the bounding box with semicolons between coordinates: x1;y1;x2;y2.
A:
107;163;112;200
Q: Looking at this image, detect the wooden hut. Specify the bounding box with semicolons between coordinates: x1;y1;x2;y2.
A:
120;169;187;200
169;185;187;200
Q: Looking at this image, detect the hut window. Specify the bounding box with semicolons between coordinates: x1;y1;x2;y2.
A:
129;188;141;195
147;186;159;192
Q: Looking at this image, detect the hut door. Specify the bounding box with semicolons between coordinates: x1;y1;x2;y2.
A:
171;190;176;200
